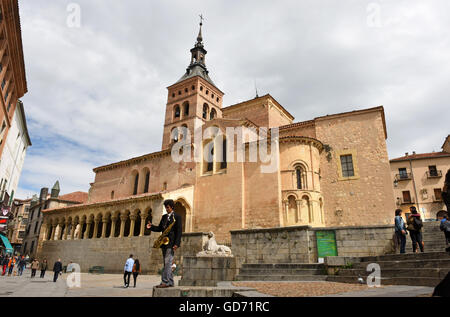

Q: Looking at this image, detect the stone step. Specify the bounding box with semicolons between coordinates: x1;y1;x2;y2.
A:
336;268;450;279
326;275;442;287
360;251;449;262
238;268;324;276
242;263;324;270
353;258;450;269
235;274;328;282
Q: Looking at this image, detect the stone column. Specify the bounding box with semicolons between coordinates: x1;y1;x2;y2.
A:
110;216;118;238
129;214;137;237
283;200;288;225
78;221;85;239
296;200;302;223
101;219;108;238
85;221;92;239
42;223;48;241
70;222;76;240
93;219;99;239
119;214;127;238
139;211;148;237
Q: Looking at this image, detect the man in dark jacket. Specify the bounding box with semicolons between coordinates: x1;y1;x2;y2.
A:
53;259;63;282
147;199;182;288
442;169;450;212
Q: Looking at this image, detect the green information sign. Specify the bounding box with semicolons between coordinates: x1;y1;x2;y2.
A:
316;230;338;258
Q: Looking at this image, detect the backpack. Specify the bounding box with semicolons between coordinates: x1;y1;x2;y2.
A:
413;217;423;230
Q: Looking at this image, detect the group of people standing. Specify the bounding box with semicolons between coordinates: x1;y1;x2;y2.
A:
29;258;48;278
395;206;450;254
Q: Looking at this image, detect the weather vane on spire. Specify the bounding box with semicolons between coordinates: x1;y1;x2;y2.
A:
199;14;204;26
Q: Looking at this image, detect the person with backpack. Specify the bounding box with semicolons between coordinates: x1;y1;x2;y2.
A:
407;206;424;253
440;214;450;252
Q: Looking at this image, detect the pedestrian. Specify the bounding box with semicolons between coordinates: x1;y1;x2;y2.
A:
407;206;424;253
442;169;450;212
31;259;39;278
394;209;407;254
440;215;450;252
18;256;26;276
2;255;9;276
132;259;141;288
7;256;16;276
53;259;63;282
40;259;48;278
147;199;182;288
123;254;134;288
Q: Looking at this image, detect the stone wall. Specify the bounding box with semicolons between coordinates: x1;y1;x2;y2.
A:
37;232;208;274
231;224;395;267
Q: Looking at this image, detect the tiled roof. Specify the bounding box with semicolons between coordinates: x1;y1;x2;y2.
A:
57;191;88;203
390;151;450;162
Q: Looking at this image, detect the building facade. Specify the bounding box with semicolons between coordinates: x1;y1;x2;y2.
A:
0;100;31;204
390;135;450;220
21;182;88;258
36;23;396;272
0;0;27;165
6;197;30;253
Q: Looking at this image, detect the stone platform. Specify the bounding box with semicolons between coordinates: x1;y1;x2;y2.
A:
179;256;238;287
152;285;256;297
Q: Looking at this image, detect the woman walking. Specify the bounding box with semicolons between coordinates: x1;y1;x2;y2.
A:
407;206;424;253
132;259;141;288
40;259;48;278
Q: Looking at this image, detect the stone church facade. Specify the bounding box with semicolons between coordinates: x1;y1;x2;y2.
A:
37;23;395;272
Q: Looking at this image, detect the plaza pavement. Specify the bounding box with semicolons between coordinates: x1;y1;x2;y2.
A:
0;268;434;297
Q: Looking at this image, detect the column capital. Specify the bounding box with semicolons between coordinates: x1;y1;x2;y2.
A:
120;215;128;222
130;214;138;221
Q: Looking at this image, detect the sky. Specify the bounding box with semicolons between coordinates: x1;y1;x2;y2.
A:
15;0;450;198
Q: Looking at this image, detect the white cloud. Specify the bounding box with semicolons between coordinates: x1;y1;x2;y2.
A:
15;0;450;198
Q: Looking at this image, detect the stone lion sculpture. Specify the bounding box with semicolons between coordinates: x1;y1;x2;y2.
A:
197;232;233;257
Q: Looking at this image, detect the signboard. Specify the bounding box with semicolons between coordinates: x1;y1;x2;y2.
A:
316;230;338;258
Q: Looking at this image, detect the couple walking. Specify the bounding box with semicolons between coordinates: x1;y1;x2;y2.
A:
123;255;141;288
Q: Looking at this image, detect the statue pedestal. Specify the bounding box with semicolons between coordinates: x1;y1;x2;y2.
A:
179;256;238;287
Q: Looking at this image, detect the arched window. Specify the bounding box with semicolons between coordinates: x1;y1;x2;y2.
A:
174;105;181;119
183;101;189;116
133;173;139;195
180;124;188;140
210;108;216;120
203;141;214;173
295;165;307;190
171;128;179;143
111;191;115;199
144;171;150;193
203;104;209;120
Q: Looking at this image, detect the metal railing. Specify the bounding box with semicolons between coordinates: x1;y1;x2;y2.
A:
397;197;415;205
426;170;443;178
433;195;443;202
395;173;412;181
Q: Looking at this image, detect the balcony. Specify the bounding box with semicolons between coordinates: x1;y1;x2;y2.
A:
426;170;443;178
397;197;415;205
433;195;443;202
395;173;412;181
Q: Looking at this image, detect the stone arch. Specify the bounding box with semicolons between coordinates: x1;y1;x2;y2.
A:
293;162;308;190
302;195;312;223
436;210;448;220
122;210;131;237
203;103;209;120
95;213;103;238
131;170;139;195
210;108;216;120
173;104;181;119
87;214;95;239
133;209;142;237
183;101;189;117
171;127;179;143
287;195;298;224
143;208;153;236
113;211;121;237
140;167;150;194
174;198;191;233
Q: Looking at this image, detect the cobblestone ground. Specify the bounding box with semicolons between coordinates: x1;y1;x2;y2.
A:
232;281;382;297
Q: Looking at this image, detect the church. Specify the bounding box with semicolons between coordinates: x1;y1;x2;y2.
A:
37;22;396;272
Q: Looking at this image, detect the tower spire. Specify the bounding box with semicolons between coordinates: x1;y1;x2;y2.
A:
196;14;204;44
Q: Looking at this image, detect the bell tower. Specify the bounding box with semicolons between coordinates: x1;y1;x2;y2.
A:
162;18;224;150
